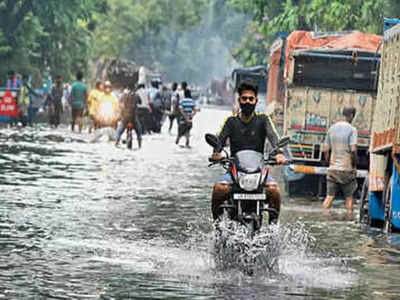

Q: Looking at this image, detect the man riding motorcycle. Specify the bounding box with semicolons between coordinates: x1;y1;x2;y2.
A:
210;80;285;224
115;86;143;149
96;81;119;128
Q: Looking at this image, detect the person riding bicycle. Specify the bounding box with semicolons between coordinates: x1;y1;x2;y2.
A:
210;80;286;224
115;86;143;148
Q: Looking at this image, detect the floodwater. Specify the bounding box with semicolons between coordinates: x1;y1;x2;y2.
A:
0;107;399;300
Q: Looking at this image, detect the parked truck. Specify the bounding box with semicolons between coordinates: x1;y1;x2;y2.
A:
231;65;269;113
268;30;382;197
360;19;400;233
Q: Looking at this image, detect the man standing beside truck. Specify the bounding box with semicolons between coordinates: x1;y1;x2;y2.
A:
322;105;358;214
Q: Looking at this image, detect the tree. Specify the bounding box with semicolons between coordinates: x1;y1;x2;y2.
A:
0;0;106;84
228;0;400;66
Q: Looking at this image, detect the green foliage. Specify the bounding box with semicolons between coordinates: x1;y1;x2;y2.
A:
229;0;400;66
92;0;247;84
0;0;105;85
3;0;400;86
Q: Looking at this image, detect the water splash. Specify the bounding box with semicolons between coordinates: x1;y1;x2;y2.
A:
180;218;357;290
211;219;314;276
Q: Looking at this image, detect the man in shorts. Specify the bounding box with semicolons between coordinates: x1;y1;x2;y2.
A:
175;89;197;148
322;105;358;214
69;71;87;133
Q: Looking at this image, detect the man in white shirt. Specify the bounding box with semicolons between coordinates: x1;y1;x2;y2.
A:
136;83;152;134
322;105;358;214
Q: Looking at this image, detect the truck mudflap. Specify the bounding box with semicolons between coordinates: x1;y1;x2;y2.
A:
289;164;368;179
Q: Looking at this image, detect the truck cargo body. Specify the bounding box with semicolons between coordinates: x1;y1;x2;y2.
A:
285;86;375;165
364;20;400;232
231;66;268;113
277;31;382;197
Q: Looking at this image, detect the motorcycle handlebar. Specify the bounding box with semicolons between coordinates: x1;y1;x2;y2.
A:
208;157;291;167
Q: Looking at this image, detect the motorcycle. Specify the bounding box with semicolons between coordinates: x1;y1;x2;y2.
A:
95;100;119;128
205;133;290;233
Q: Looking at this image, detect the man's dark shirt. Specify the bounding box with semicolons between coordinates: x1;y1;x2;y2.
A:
49;86;63;106
217;113;280;156
121;91;141;122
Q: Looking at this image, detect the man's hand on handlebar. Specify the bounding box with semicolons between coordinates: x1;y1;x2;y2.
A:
275;153;286;165
211;152;223;162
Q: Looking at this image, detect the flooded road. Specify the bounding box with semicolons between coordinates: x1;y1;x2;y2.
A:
1;107;399;299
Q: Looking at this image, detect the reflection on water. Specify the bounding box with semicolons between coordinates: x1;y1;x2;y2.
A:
0;108;399;299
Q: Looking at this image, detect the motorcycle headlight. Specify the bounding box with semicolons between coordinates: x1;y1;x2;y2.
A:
97;101;115;121
238;172;261;191
100;102;114;119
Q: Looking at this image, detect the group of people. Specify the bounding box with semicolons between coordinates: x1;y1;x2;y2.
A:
66;72;199;149
5;69;199;149
5;71;73;128
69;74;120;135
6;71;42;127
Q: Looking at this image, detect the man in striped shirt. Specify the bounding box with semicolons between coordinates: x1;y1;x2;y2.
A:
175;89;197;148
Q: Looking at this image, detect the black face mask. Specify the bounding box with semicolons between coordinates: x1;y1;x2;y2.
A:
240;102;256;116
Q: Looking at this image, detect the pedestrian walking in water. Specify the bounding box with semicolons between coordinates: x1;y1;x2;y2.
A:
175;89;197;148
168;82;179;133
69;71;87;133
18;75;30;127
46;75;63;128
322;104;358;215
148;80;163;133
136;84;152;134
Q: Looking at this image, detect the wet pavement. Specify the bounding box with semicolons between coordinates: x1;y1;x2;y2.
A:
1;107;400;299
